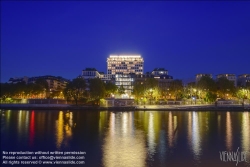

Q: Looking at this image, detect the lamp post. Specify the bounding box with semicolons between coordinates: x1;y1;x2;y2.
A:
193;89;197;104
150;89;153;105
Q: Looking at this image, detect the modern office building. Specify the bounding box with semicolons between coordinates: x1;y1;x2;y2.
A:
107;55;144;76
238;74;250;87
107;55;144;96
195;74;212;83
216;74;237;86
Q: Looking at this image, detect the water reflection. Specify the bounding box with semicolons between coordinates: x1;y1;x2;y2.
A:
2;110;250;167
168;112;177;148
17;110;29;142
29;111;35;147
55;111;73;149
148;112;156;159
102;112;146;167
241;112;250;153
188;112;202;160
55;111;64;148
99;111;108;134
225;112;232;151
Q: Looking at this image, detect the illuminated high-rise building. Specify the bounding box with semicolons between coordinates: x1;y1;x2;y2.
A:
107;55;144;76
107;55;144;97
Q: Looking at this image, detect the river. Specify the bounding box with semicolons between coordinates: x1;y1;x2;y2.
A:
1;110;250;167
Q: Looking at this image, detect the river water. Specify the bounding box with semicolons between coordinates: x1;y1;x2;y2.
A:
1;110;250;167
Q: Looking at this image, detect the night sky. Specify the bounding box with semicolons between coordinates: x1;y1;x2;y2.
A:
1;1;250;83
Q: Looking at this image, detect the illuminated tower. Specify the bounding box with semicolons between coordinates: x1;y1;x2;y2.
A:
107;55;144;76
107;55;144;96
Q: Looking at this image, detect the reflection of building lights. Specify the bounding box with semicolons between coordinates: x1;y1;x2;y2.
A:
242;112;249;153
99;111;108;133
168;112;173;148
109;113;115;136
188;112;192;146
102;112;146;167
217;115;221;135
148;112;156;158
17;110;23;141
55;111;64;149
192;112;201;159
122;113;128;134
226;112;232;151
29;111;35;146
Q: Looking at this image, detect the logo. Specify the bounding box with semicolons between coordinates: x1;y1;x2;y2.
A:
219;147;248;166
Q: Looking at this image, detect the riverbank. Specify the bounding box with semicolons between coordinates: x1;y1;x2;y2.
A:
1;104;250;111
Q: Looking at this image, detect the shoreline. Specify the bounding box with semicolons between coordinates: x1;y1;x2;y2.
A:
1;104;250;111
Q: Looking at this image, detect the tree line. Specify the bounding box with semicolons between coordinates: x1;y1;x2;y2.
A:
1;76;250;105
133;76;250;104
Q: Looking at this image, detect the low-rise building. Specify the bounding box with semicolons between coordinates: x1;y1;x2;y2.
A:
133;68;173;92
8;76;29;84
195;74;212;83
151;68;168;77
216;74;236;87
238;74;250;87
81;68;102;79
28;75;69;91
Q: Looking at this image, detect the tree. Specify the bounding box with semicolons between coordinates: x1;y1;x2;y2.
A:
35;78;49;91
133;81;146;104
105;82;117;97
145;78;158;89
204;92;217;103
89;78;106;101
0;83;12;100
118;85;125;95
35;78;49;98
197;76;216;99
169;79;183;100
216;77;235;99
133;78;159;104
64;77;86;105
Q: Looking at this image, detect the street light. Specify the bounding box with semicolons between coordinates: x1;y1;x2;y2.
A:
193;89;197;104
150;88;153;105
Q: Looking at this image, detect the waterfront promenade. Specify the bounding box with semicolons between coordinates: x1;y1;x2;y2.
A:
1;103;250;111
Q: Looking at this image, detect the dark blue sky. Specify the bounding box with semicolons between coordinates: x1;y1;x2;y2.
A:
1;1;250;83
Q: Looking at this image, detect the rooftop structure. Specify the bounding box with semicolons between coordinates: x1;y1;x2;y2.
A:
152;68;168;77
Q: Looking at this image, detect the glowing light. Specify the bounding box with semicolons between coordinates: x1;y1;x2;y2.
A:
192;112;201;154
226;112;232;151
241;112;250;153
55;111;64;149
102;112;146;167
148;112;156;158
29;111;35;146
168;112;173;148
109;55;141;58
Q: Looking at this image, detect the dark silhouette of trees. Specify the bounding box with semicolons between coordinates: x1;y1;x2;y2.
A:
64;77;86;105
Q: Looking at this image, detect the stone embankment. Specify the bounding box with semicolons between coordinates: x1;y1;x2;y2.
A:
1;104;250;111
